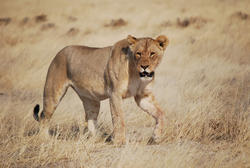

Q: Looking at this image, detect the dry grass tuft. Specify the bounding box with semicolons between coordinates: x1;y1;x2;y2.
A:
35;14;47;23
0;17;11;25
41;23;56;31
104;18;127;28
232;11;249;20
176;16;208;28
66;27;80;36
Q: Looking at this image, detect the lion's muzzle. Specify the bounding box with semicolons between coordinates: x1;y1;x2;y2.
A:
139;71;154;78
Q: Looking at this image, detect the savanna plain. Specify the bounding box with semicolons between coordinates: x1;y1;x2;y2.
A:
0;0;249;167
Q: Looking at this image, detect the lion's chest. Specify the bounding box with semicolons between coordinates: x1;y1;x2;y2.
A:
121;78;143;99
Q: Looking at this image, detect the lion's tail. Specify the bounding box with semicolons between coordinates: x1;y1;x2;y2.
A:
33;104;40;122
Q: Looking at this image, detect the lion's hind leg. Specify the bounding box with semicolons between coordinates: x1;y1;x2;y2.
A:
33;58;69;123
81;98;100;136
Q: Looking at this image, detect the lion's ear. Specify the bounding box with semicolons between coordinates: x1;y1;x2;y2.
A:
155;35;169;50
127;35;137;46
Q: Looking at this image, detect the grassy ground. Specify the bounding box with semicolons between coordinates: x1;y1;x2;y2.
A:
0;0;249;167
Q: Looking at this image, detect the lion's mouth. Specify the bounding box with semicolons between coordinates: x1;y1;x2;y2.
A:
139;71;154;78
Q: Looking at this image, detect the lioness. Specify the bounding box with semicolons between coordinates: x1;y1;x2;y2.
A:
33;35;169;144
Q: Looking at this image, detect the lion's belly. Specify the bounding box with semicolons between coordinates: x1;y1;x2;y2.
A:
70;73;108;101
69;60;109;101
69;65;108;101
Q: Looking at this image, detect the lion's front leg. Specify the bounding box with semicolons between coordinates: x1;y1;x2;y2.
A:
135;94;166;144
109;93;126;145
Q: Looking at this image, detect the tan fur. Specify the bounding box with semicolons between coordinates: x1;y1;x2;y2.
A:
34;35;169;145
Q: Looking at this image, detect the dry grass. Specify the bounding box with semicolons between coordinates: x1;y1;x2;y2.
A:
0;0;249;167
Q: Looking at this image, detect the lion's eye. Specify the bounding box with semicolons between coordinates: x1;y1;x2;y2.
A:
136;52;141;57
150;52;155;57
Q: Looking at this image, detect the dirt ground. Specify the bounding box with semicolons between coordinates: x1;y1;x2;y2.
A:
0;0;249;167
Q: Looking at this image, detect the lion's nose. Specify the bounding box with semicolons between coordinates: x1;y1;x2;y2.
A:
141;65;149;70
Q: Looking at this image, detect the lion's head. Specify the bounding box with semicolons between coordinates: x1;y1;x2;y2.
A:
127;35;169;80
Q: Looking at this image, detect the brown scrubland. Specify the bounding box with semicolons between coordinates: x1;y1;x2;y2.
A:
0;0;249;167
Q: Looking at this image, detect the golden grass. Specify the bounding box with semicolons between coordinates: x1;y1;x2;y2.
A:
0;0;249;167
